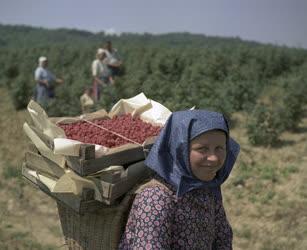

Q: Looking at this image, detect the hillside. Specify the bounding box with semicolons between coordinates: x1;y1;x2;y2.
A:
0;24;260;48
0;86;306;249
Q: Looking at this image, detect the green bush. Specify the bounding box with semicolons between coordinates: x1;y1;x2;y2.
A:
9;75;32;110
96;85;120;111
4;64;19;80
246;104;285;146
46;84;82;117
280;77;307;131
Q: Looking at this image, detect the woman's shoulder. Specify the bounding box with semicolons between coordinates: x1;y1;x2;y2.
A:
92;59;99;65
130;180;176;217
35;66;44;73
135;178;176;203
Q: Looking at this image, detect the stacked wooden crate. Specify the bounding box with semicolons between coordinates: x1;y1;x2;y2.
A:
22;116;155;250
21;93;172;249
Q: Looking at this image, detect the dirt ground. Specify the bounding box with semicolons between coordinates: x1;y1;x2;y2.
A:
0;87;306;249
0;88;64;249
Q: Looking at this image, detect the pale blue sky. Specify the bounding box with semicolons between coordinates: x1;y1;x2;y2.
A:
1;0;306;48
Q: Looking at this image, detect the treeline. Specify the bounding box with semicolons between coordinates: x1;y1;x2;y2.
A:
1;24;307;146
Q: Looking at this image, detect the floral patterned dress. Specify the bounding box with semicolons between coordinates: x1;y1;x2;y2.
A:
119;179;233;250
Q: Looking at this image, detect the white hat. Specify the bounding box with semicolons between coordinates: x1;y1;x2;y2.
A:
38;56;47;63
97;48;106;55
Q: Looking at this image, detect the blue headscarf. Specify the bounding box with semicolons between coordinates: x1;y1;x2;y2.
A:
145;110;240;198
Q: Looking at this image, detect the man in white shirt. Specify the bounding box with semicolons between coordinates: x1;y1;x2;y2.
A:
103;41;122;77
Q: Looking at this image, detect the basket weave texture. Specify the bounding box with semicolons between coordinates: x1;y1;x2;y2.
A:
57;193;135;250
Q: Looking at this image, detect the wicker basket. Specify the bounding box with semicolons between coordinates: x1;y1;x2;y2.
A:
57;193;135;250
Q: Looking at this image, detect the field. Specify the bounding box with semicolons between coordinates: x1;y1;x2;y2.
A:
0;24;307;249
0;86;306;250
0;87;63;250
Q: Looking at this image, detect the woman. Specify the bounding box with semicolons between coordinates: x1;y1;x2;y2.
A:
119;110;240;249
92;48;113;101
34;56;63;107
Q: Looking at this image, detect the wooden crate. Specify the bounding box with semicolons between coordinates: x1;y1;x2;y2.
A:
66;141;153;176
26;123;154;176
22;164;136;250
22;164;105;213
25;150;65;179
23;147;151;204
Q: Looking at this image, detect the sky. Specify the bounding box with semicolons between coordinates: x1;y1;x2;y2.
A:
0;0;307;48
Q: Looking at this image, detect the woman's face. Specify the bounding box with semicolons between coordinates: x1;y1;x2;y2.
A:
42;60;48;68
189;130;227;181
98;52;106;60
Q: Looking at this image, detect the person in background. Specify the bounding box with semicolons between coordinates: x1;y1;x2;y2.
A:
34;56;63;107
103;40;122;78
92;48;114;101
80;86;94;113
119;110;240;249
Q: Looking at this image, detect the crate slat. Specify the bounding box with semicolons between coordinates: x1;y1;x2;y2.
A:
22;164;107;214
66;145;150;176
25;151;65;179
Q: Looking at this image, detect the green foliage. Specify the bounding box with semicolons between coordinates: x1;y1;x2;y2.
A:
279;76;307;131
281;165;299;178
46;84;83;117
4;64;19;80
92;84;120;112
246;104;285;146
246;71;307;146
0;24;307;146
9;75;33;110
